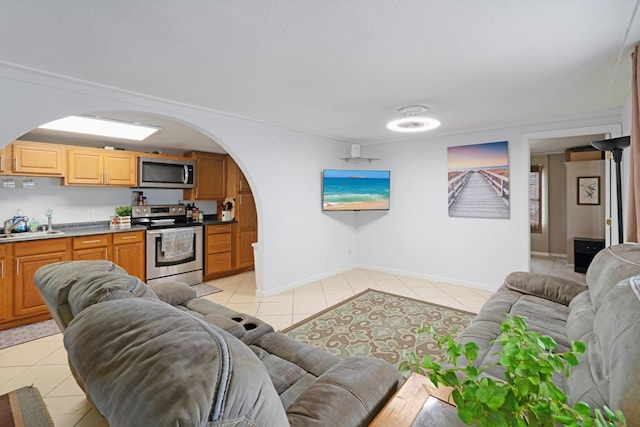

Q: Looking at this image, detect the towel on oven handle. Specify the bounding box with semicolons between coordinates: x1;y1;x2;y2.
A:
161;228;194;259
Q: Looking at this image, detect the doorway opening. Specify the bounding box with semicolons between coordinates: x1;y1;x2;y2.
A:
524;124;623;280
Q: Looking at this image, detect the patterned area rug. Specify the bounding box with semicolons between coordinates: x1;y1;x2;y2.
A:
0;386;54;427
282;289;476;367
0;320;60;350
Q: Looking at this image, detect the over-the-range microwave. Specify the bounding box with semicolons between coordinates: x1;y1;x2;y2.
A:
138;156;195;189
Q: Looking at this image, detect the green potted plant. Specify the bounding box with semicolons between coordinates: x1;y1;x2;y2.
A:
400;316;626;427
114;206;132;229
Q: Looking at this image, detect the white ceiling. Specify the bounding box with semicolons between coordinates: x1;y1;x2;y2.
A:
2;1;640;152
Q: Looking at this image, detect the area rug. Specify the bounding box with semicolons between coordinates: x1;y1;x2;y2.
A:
0;320;60;351
0;385;54;427
192;283;223;297
282;289;476;367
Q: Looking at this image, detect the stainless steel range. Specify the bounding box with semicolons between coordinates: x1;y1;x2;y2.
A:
132;204;203;286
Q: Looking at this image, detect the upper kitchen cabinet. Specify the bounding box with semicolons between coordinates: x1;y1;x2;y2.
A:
226;157;251;196
66;147;137;186
183;151;226;200
3;141;65;176
0;145;6;173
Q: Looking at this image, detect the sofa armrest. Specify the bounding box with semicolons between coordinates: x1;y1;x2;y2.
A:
286;356;402;427
504;272;587;306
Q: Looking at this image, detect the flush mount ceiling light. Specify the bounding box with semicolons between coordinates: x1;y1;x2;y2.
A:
38;115;160;141
386;105;440;133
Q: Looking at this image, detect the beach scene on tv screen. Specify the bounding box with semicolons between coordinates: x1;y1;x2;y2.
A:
323;169;390;211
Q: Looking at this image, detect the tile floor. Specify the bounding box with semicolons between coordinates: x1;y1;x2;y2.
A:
0;268;496;426
530;255;586;284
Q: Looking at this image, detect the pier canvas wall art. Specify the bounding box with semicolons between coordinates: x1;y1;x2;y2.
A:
322;169;390;211
447;141;510;219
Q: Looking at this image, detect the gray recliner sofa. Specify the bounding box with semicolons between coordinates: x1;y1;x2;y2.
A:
34;261;402;427
456;243;640;425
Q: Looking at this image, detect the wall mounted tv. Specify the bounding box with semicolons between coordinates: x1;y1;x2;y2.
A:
322;169;390;211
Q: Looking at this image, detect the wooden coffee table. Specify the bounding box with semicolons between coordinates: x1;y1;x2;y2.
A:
369;373;464;427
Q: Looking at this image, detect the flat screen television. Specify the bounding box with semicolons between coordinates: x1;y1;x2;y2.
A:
322;169;390;211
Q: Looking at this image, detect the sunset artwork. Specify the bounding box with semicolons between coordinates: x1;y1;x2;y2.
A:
447;141;510;219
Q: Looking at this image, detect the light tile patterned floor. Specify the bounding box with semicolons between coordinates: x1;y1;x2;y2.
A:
0;268;494;426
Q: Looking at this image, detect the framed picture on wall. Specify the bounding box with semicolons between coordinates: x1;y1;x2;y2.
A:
577;176;600;205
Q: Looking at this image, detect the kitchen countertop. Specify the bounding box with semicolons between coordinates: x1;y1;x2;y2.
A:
0;217;236;244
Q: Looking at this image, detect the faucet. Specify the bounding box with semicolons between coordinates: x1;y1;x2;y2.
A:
3;216;28;234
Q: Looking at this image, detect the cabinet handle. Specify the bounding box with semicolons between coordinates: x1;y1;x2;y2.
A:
1;260;3;279
106;171;109;183
13;157;17;171
120;236;137;240
15;259;19;276
82;239;101;244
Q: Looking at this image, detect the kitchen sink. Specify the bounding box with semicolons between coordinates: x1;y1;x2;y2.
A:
0;230;65;240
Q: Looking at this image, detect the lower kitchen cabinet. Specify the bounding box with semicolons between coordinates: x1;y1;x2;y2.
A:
113;231;145;281
72;234;110;261
205;224;232;277
235;193;257;269
13;238;71;320
0;244;11;323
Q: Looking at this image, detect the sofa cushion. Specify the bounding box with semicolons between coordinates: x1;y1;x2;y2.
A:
148;281;196;305
286;357;402;427
586;243;640;311
504;272;587;305
67;271;158;316
567;275;640;424
34;261;129;330
566;291;595;341
64;298;289;427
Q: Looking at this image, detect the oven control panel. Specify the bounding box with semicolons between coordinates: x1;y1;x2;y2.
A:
132;204;186;219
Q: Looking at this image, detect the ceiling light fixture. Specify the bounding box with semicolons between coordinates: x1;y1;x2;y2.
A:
386;105;440;133
38;115;160;141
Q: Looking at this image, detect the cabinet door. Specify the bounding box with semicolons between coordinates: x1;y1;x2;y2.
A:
236;194;257;268
14;238;70;318
237;229;256;268
73;247;110;261
11;141;65;176
66;148;104;185
0;145;6;173
184;152;226;200
105;151;137;186
113;231;145;280
0;245;10;323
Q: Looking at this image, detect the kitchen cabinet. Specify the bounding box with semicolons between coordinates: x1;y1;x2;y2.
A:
205;224;232;277
225;157;257;271
184;151;226;200
225;157;251;196
236;194;257;269
5;141;65;176
112;231;145;280
13;238;71;319
72;234;110;261
0;145;7;173
0;244;11;323
66;147;137;186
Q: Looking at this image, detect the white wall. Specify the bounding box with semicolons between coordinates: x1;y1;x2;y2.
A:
0;64;626;293
357;114;623;290
0;64;356;296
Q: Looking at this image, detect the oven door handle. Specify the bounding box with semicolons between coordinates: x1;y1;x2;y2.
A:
147;228;199;236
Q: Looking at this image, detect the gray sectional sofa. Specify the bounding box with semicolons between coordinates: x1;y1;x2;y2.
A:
34;242;640;426
456;243;640;425
34;261;402;427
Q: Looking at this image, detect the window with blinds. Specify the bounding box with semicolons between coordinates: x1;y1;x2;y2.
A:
529;165;542;233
